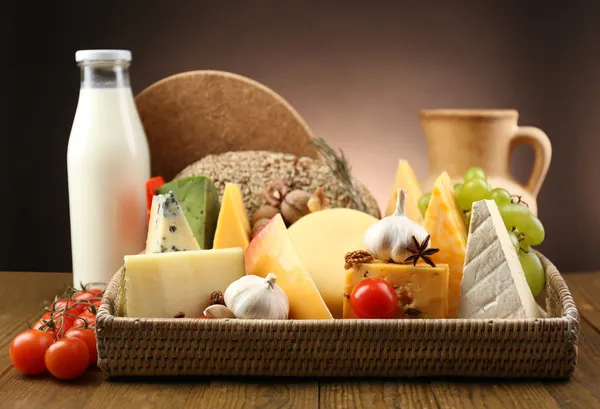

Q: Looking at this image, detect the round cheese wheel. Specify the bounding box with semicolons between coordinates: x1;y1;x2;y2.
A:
287;208;379;318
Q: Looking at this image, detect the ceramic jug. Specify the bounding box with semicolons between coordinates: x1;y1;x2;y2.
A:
419;109;552;215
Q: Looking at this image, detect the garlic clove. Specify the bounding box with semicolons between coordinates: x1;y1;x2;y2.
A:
204;304;236;319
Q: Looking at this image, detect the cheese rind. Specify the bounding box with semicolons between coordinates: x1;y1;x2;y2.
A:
213;183;251;250
123;248;245;318
343;263;450;319
145;192;201;253
458;200;540;319
288;208;378;318
423;171;468;318
385;160;423;223
245;214;333;320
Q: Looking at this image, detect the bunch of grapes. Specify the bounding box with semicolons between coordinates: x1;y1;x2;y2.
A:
417;167;546;297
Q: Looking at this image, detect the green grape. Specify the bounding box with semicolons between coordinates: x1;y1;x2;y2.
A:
491;188;511;207
498;203;545;246
519;249;545;296
507;230;520;253
418;192;431;217
457;179;491;211
454;183;463;197
464;166;487;182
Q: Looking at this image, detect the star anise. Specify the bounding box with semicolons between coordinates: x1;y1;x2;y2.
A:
404;235;439;267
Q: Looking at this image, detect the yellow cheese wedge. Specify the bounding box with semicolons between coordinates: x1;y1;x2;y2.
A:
245;214;333;320
343;262;449;319
385;159;423;223
423;171;468;318
213;183;251;250
288;208;378;318
123;248;245;318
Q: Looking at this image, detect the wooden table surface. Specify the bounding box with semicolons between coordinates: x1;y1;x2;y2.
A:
0;271;599;409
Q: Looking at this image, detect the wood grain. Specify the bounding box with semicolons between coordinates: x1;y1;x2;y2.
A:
84;377;209;409
320;379;439;409
543;274;600;408
201;378;318;409
430;380;560;409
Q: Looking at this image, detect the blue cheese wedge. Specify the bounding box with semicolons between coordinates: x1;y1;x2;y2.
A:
123;248;245;318
145;192;200;253
458;200;540;319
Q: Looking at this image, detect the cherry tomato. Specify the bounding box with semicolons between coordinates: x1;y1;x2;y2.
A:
73;310;96;328
35;312;75;337
52;299;86;316
32;320;58;339
44;337;89;380
9;329;55;375
350;278;398;319
65;328;97;367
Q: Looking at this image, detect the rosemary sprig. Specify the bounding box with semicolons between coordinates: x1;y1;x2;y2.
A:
310;136;367;212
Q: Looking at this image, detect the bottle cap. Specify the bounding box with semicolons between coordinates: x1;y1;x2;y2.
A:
75;49;132;62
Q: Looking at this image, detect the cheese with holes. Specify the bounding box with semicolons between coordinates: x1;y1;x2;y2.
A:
385;159;423;223
288;208;378;318
145;192;200;253
123;248;245;318
245;214;333;320
458;200;540;319
423;171;467;318
343;262;449;319
213;183;251;250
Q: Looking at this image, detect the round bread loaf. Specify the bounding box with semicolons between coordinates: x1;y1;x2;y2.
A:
175;151;381;219
135;70;318;181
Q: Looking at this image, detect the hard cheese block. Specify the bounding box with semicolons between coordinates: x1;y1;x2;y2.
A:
213;183;251;250
385;159;423;223
245;213;333;320
122;248;245;318
423;171;467;318
343;262;449;319
157;176;220;249
458;200;540;319
288;208;378;318
145;192;200;253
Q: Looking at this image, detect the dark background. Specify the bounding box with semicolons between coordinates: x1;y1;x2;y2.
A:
1;1;598;273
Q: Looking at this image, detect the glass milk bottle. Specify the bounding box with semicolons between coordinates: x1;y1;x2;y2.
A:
67;50;150;288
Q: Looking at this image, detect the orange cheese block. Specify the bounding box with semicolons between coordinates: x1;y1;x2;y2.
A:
423;171;468;318
343;262;449;319
213;183;251;250
385;159;423;223
245;213;333;320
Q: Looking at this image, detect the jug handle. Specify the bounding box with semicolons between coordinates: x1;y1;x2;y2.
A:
509;126;552;197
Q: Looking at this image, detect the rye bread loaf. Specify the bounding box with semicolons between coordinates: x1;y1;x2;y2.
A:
175;151;381;220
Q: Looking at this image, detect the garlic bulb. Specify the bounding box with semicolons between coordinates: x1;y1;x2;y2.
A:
363;189;430;263
224;273;289;319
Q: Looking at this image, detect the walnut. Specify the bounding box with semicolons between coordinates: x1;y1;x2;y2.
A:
210;291;225;306
281;190;311;224
344;250;374;270
307;186;330;212
263;180;290;207
251;218;270;238
251;205;280;225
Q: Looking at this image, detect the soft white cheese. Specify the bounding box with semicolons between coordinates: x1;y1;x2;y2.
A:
123;248;245;318
458;200;540;319
145;192;200;253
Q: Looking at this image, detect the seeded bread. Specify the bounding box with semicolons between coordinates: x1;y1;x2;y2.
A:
175;151;381;219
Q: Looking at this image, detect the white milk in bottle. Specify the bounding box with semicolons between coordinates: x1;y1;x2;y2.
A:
67;50;150;288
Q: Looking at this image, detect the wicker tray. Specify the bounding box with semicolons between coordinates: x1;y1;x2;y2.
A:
96;252;579;378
